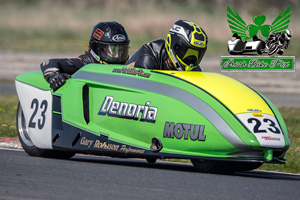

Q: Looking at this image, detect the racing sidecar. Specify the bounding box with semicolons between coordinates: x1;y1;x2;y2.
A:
15;64;290;173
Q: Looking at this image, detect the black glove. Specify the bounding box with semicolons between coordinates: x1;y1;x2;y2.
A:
49;73;70;91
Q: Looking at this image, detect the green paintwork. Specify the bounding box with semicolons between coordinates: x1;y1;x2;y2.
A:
16;64;290;162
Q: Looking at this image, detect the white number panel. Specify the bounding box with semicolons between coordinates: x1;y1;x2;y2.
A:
236;113;285;148
16;80;53;149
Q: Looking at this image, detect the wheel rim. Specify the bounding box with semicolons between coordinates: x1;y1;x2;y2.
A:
17;104;34;147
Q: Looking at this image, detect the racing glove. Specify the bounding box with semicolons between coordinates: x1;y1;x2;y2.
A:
49;73;70;91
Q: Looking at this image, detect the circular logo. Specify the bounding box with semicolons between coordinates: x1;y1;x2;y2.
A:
112;34;126;42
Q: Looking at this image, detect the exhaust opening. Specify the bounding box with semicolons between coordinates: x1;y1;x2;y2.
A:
150;137;163;152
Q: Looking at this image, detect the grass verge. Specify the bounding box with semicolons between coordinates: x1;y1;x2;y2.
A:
258;107;300;173
1;94;299;173
0;95;18;138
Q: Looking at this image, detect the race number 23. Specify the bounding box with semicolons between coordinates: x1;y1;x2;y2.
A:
247;118;280;134
29;98;48;129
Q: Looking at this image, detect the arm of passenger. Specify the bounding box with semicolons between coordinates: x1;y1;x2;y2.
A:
131;55;157;69
40;58;83;82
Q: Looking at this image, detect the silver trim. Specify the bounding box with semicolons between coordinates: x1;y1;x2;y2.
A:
17;103;34;147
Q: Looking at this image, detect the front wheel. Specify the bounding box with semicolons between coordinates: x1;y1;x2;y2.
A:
16;102;75;159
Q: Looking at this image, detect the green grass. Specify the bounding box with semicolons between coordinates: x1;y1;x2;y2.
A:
259;107;300;173
1;94;299;173
0;95;18;138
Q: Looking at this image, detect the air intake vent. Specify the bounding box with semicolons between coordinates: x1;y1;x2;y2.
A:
83;84;90;124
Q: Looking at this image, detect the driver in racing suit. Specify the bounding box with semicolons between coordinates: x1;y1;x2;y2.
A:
40;21;130;91
126;20;207;71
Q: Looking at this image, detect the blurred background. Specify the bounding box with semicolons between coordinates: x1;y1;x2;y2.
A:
0;0;299;56
0;0;299;104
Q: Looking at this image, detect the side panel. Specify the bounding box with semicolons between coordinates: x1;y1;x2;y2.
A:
15;80;53;149
66;66;252;158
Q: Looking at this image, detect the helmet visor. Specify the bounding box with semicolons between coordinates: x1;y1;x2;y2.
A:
97;43;129;64
174;42;206;67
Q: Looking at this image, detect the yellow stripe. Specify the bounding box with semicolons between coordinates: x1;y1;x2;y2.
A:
157;71;273;115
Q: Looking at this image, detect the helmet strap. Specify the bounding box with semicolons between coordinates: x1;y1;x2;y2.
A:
166;59;175;70
90;49;100;62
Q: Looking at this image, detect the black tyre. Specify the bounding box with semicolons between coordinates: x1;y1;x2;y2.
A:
191;159;262;173
226;162;263;172
16;102;75;159
146;157;157;164
191;159;219;173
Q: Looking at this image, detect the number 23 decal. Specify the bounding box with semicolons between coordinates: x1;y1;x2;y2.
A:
29;98;48;129
247;118;281;134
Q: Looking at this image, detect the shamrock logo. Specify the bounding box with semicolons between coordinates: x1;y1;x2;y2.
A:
247;15;271;38
227;6;291;41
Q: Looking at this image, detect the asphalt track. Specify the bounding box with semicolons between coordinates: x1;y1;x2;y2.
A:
1;148;300;200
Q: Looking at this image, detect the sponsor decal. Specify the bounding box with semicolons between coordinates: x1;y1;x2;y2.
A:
119;145;145;154
163;122;206;141
80;137;145;153
222;6;295;72
248;109;261;112
112;67;151;78
80;137;94;148
98;96;158;123
262;136;280;141
93;28;104;40
194;41;205;47
252;113;264;117
112;34;126;42
93;140;120;151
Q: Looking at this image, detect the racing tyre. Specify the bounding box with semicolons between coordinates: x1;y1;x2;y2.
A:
191;159;262;173
16;102;75;159
191;159;219;173
146;157;157;164
227;162;263;172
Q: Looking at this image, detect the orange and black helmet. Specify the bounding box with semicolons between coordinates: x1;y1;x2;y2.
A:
89;21;130;64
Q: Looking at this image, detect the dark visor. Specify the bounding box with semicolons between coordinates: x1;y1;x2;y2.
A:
174;42;206;66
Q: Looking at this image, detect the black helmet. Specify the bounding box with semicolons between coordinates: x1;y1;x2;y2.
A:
166;20;207;71
89;21;130;64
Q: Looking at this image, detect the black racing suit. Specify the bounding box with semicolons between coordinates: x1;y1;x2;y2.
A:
126;39;201;71
40;52;98;82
